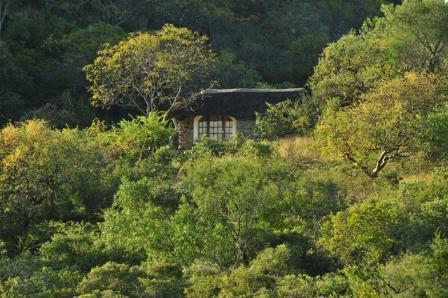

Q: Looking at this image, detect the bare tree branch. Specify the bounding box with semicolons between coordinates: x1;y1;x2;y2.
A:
343;147;403;179
371;150;392;177
343;151;376;179
0;0;9;35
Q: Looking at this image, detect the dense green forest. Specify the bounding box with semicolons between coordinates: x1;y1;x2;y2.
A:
0;0;401;125
1;0;448;297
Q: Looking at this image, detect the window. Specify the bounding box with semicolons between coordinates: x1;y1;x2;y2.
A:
196;116;235;140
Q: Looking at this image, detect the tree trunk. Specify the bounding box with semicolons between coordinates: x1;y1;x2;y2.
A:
0;0;9;35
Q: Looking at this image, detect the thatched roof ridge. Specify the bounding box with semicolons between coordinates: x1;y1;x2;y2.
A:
171;88;304;118
201;88;304;94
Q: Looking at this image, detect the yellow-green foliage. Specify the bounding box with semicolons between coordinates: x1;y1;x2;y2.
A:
84;24;216;115
319;200;401;265
0;120;113;252
315;73;448;178
1;1;448;297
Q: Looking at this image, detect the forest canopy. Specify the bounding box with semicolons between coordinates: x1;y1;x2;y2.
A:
1;0;448;297
0;0;400;126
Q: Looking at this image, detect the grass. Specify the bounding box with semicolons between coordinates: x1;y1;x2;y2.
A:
274;136;335;163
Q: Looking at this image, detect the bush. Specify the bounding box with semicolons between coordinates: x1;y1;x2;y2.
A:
255;99;307;140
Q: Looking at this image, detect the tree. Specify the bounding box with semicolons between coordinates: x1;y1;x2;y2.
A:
382;0;448;73
177;157;272;264
0;120;113;252
84;24;216;115
319;200;401;265
110;112;174;160
77;262;147;297
308;31;389;117
38;222;113;272
213;50;262;88
184;245;349;297
100;177;177;261
172;152;296;265
255;99;307;140
89;0;156;26
0;41;30;125
46;22;125;93
213;245;293;297
308;0;448;124
315;73;448;178
184;245;295;297
276;273;349;298
419;106;448;161
0;0;8;35
288;33;331;86
351;235;448;297
0;267;82;298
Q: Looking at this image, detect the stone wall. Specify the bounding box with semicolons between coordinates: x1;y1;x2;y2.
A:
237;117;256;136
173;116;194;149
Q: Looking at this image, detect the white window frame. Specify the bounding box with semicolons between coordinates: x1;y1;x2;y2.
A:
193;115;237;142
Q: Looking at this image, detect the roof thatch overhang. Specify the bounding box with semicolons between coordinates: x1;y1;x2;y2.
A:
169;88;304;118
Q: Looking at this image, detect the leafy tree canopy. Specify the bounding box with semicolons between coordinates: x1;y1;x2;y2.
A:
84;24;216;115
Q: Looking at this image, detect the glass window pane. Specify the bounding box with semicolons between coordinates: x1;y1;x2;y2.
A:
197;116;234;139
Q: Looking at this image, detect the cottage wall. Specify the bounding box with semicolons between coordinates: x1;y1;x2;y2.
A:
174;115;257;149
173;116;194;149
236;117;256;136
169;88;303;149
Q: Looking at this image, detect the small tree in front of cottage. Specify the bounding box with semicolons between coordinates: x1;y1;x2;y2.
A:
84;24;216;115
255;99;307;140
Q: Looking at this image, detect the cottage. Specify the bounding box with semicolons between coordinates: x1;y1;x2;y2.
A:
169;88;303;149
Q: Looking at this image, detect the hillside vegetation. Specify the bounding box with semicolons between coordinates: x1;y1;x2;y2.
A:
0;0;400;126
1;0;448;297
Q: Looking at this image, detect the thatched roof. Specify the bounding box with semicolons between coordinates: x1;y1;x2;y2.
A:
170;88;304;118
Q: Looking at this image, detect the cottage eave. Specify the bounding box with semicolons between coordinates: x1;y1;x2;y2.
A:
169;88;304;118
201;88;304;94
